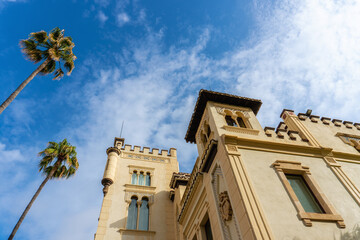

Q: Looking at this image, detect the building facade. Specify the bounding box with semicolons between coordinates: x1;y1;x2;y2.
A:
95;90;360;240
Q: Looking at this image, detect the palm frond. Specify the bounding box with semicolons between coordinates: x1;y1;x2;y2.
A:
64;61;75;75
48;48;60;61
39;60;56;75
59;37;74;49
53;68;64;80
49;27;63;43
30;31;48;44
20;39;37;50
22;48;43;63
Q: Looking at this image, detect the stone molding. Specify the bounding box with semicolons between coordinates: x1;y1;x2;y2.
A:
128;165;155;175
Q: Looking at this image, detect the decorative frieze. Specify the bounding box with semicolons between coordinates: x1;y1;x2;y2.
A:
215;106;250;118
122;153;169;163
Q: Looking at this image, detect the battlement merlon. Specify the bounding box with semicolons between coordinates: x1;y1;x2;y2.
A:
121;144;177;157
280;109;360;131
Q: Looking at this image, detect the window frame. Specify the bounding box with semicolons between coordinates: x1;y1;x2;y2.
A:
272;160;345;228
126;195;152;231
128;165;154;187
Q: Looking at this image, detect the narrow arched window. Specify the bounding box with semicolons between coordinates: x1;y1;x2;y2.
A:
206;125;211;138
225;115;237;127
139;171;145;185
138;197;149;230
237;117;246;128
201;133;207;146
126;196;138;229
131;171;138;185
145;173;151;186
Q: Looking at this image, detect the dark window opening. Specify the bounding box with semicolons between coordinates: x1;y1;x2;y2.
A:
225;116;237;127
237;117;246;128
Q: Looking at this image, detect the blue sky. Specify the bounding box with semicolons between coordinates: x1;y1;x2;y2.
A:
1;0;360;239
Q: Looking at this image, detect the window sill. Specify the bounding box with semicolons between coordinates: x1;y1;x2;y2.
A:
119;228;156;237
298;212;345;228
223;125;259;135
124;184;156;192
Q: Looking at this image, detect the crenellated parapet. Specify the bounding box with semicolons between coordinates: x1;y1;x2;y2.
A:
262;125;309;144
121;144;177;157
295;112;360;131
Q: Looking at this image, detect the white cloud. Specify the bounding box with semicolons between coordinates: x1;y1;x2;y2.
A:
97;10;108;24
211;0;360;125
0;142;24;162
116;12;130;27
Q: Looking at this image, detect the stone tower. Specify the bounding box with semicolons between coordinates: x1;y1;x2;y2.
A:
94;137;179;240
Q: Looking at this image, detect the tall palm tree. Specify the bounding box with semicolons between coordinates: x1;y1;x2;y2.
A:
8;139;79;240
0;27;76;114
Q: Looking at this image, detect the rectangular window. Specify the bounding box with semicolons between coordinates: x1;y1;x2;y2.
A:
285;174;324;213
272;160;345;228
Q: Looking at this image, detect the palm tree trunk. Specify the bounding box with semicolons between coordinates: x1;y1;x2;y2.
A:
0;59;50;115
8;159;61;240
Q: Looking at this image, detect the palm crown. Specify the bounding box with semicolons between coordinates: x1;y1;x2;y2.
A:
38;139;79;178
8;139;79;240
20;27;76;80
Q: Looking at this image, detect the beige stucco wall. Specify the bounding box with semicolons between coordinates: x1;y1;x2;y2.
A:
241;148;360;240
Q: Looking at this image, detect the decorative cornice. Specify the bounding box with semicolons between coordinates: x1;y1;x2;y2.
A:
169;172;191;189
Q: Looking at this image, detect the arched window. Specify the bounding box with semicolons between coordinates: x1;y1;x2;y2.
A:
225;115;237;127
237;117;246;128
126;196;138;229
139;171;145;185
131;171;138;185
145;173;151;186
206;125;211;138
138;197;149;230
201;133;207;146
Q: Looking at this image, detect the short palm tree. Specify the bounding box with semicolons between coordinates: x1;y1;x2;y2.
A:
0;27;76;114
8;139;79;240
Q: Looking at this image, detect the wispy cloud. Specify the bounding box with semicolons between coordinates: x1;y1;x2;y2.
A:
97;10;108;24
116;12;130;27
0;142;24;162
0;0;26;11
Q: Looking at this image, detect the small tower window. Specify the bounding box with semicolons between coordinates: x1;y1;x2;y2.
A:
225;115;237;127
131;171;138;185
206;124;211;138
138;197;149;230
139;171;145;185
201;133;207;147
126;196;138;230
236;117;246;128
145;172;151;186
